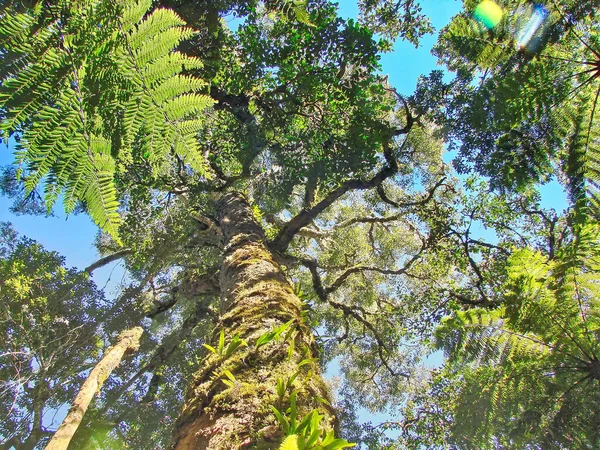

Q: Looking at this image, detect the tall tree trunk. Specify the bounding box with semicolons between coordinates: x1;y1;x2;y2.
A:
172;192;336;449
45;327;143;450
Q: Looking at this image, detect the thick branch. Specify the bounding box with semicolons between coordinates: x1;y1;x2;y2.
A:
298;257;327;302
145;271;218;318
303;170;318;209
447;290;495;307
270;144;400;253
376;175;447;209
84;249;133;274
279;177;446;243
209;87;265;190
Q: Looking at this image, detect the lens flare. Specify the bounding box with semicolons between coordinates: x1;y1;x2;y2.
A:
474;1;504;30
515;5;549;51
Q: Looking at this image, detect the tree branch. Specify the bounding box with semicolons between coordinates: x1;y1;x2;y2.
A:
294;248;424;380
376;175;447;209
327;298;409;379
322;238;427;296
209;87;266;191
101;302;211;416
270;143;401;253
145;270;218;319
84;249;133;274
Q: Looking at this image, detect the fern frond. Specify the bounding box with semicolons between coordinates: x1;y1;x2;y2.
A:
83;143;121;241
131;26;196;66
63;138;93;214
127;8;186;50
162;93;214;121
1;0;215;241
118;6;214;176
142;53;204;85
120;0;153;32
149;75;207;104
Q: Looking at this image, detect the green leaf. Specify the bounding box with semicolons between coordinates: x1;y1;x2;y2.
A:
286;372;299;390
277;377;286;400
218;329;225;355
296;410;315;434
274;319;295;341
293;6;314;26
321;438;356;450
202;344;217;354
256;331;276;348
271;406;289;434
287;334;296;361
225;334;247;358
279;435;299;450
288;391;297;433
315;396;331;406
222;370;236;382
297;358;314;368
306;412;321;447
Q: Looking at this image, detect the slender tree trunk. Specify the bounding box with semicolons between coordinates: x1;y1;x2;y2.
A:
45;327;143;450
172;192;336;449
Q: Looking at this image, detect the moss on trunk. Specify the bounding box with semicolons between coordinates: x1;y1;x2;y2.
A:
172;192;336;450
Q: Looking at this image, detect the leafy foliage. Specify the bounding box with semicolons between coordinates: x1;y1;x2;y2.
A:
0;0;213;240
357;0;433;45
434;0;600;217
0;222;108;450
273;392;355;450
411;223;600;449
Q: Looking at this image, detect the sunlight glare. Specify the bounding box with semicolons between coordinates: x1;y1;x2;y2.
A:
473;0;504;30
515;4;549;51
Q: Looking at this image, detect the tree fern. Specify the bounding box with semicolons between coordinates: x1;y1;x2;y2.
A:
431;224;600;448
436;0;600;217
0;0;214;240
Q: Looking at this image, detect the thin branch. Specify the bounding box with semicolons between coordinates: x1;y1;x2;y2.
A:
328;298;409;378
376;176;448;209
295;248;424;380
325;244;426;296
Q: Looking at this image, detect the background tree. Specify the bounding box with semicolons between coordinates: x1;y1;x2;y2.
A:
0;222;108;450
399;220;600;449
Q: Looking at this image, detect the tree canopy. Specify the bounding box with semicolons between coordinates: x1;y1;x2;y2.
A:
0;0;599;449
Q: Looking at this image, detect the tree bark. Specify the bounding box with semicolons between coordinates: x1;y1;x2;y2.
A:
45;327;143;450
171;192;336;449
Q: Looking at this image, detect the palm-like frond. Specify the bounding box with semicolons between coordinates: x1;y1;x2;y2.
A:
437;0;600;218
0;0;214;240
433;223;600;448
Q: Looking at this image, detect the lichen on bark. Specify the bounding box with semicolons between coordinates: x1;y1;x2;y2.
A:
171;192;336;450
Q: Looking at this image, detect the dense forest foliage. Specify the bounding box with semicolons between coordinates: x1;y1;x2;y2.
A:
0;0;599;448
